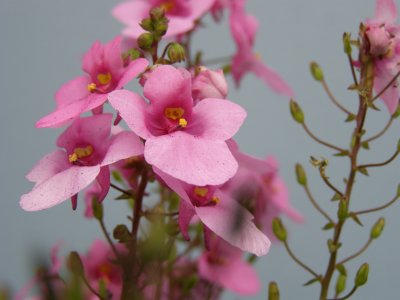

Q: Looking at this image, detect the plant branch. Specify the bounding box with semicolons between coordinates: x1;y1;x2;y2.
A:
98;219;122;261
371;70;400;102
354;194;400;215
283;240;319;278
302;122;346;153
110;183;133;198
347;54;359;87
321;79;353;115
304;184;334;223
336;238;372;265
358;149;400;169
327;286;357;300
363;117;393;144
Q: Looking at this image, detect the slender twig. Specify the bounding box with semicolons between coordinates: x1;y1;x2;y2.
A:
143;211;179;217
81;274;106;300
98;219;121;261
318;172;345;200
321;79;353;115
283;241;319;278
347;54;359;87
110;183;133;198
327;286;358;300
304;185;334;223
363;117;393;143
159;42;174;60
302;122;346;153
336;238;373;265
358;150;400;169
354;194;400;215
371;70;400;102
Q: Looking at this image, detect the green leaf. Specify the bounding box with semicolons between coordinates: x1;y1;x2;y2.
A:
336;264;347;276
345;114;356;122
349;212;363;226
357;167;369;176
322;222;335;230
361;141;370;150
303;277;321;286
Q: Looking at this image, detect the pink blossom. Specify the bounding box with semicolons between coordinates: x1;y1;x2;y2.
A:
365;0;400;113
210;0;230;22
229;0;294;97
153;166;271;256
198;235;261;295
192;67;228;101
113;0;216;41
222;141;303;239
36;36;148;128
109;65;246;186
21;114;144;211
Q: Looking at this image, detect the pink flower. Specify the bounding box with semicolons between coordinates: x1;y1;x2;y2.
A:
229;0;294;97
210;0;230;22
198;235;261;295
36;36;148;128
154;166;271;256
222;141;303;239
365;0;400;113
192;67;228;101
113;0;216;41
20;114;144;211
109;65;246;186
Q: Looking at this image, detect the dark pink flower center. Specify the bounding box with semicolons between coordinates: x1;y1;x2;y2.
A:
68;145;95;166
190;186;219;207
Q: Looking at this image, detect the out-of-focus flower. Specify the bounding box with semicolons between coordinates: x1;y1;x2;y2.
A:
192;67;228;101
21;114;144;211
109;65;246;186
36;36;148;128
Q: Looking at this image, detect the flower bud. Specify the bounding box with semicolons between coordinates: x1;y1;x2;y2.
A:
310;62;324;81
365;26;392;58
335;274;347;296
137;33;154;50
370;218;385;239
337;199;348;222
272;218;287;242
354;263;369;287
153;21;169;37
192;67;228;100
343;32;352;55
91;198;103;221
67;251;84;276
113;224;132;243
295;163;307;186
150;7;166;21
140;18;153;32
167;43;186;63
289;99;304;124
268;281;280;300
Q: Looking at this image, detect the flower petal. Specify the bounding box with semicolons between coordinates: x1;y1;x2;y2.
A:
112;0;151;26
26;150;69;184
375;0;397;24
195;191;271;256
116;58;149;89
55;76;91;108
20;166;101;211
145;132;238;185
178;199;196;241
374;66;400;114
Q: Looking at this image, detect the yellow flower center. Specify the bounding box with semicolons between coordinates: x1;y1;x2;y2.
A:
194;186;208;197
87;83;97;92
165;107;188;127
160;1;175;12
68;145;94;163
97;72;112;85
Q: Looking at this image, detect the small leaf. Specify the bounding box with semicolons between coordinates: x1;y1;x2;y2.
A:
347;83;359;90
336;274;347;296
349;212;363;226
111;170;124;183
334;150;350;157
303;277;321;286
345;114;356;122
327;239;342;254
331;193;342;201
115;191;134;200
357;167;369;176
322;222;335;230
336;264;347;276
361;141;370;150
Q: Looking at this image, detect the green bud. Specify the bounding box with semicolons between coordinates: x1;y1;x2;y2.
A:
113;224;131;243
392;106;400;118
92;198;103;221
370;218;385;239
310;62;324;81
327;239;341;254
272;218;287;242
337;199;348;222
295;163;307;186
153;20;169;37
150;7;166;21
140;18;153;32
126;49;141;61
137;33;154;50
268;281;280;300
336;274;347;296
343;32;352;55
67;251;84;276
289;99;304;124
354;263;369;287
167;43;186;63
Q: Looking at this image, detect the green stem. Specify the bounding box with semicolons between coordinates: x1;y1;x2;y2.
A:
354;194;400;215
358;150;399;169
321;79;353;115
327;286;357;300
363;117;393;144
283;241;319;278
304;185;334;223
302;122;346;153
336;238;372;265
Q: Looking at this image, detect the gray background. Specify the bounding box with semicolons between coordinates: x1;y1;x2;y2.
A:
1;0;400;299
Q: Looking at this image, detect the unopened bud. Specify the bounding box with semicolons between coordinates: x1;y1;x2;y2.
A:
268;281;280;300
290;99;304;124
153;21;168;37
310;62;324;81
137;33;154;50
272;218;287;242
354;263;369;287
167;43;186;63
92;198;103;221
370;218;385;239
335;274;347;296
392;106;400;118
67;251;84;276
113;224;131;243
125;49;141;61
295;163;307;186
343;33;352;55
150;7;166;21
337;200;348;222
140;18;153;32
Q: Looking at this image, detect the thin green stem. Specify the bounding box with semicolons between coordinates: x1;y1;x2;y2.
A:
327;286;357;300
98;219;121;261
302;122;346;153
347;53;359;87
336;238;373;265
110;183;133;198
304;184;334;223
358;150;400;169
81;274;106;300
283;241;319;278
159;42;174;60
321;79;353;115
371;70;400;102
363;117;393;144
354;194;400;215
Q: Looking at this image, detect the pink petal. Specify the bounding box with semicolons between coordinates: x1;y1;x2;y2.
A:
103;36;124;73
145;132;238;186
112;0;151;26
252;61;295;98
143;65;192;106
198;253;260;295
189;98;246;140
101;131;144;166
95;167;111;202
55;76;91;108
26;150;69;184
188;0;216;20
375;0;397;24
116;58;149;89
178;199;196;241
374;66;400;114
108;89;152;139
195;191;271;256
20;165;101;211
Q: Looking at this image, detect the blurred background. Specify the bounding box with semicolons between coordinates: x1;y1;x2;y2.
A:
1;0;400;299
